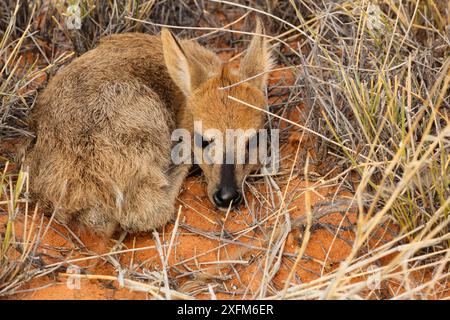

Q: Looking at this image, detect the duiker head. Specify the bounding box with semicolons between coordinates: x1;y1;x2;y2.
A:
161;19;272;211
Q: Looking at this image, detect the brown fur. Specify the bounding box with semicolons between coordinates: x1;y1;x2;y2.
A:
24;19;272;235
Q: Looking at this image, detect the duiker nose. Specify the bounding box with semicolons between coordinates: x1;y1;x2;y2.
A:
213;187;242;209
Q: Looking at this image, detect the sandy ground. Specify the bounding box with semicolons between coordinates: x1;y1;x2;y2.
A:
1;174;360;300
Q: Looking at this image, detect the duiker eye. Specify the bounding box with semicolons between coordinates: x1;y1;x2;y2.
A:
195;137;212;149
194;132;212;149
202;139;211;149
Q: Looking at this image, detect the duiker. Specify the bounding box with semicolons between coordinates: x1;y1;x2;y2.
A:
24;19;272;235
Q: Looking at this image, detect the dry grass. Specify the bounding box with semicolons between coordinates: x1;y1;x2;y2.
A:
0;0;449;299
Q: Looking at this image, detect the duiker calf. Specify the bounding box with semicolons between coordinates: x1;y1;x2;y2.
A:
24;19;272;235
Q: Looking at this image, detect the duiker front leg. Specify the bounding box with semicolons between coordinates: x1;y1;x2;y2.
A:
117;165;190;232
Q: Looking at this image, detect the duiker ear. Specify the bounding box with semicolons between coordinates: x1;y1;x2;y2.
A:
161;28;212;96
239;18;273;90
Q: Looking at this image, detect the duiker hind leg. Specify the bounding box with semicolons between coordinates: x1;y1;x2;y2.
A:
117;165;190;232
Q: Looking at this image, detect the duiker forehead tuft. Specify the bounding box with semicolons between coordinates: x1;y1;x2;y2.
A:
219;64;241;89
190;68;265;130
